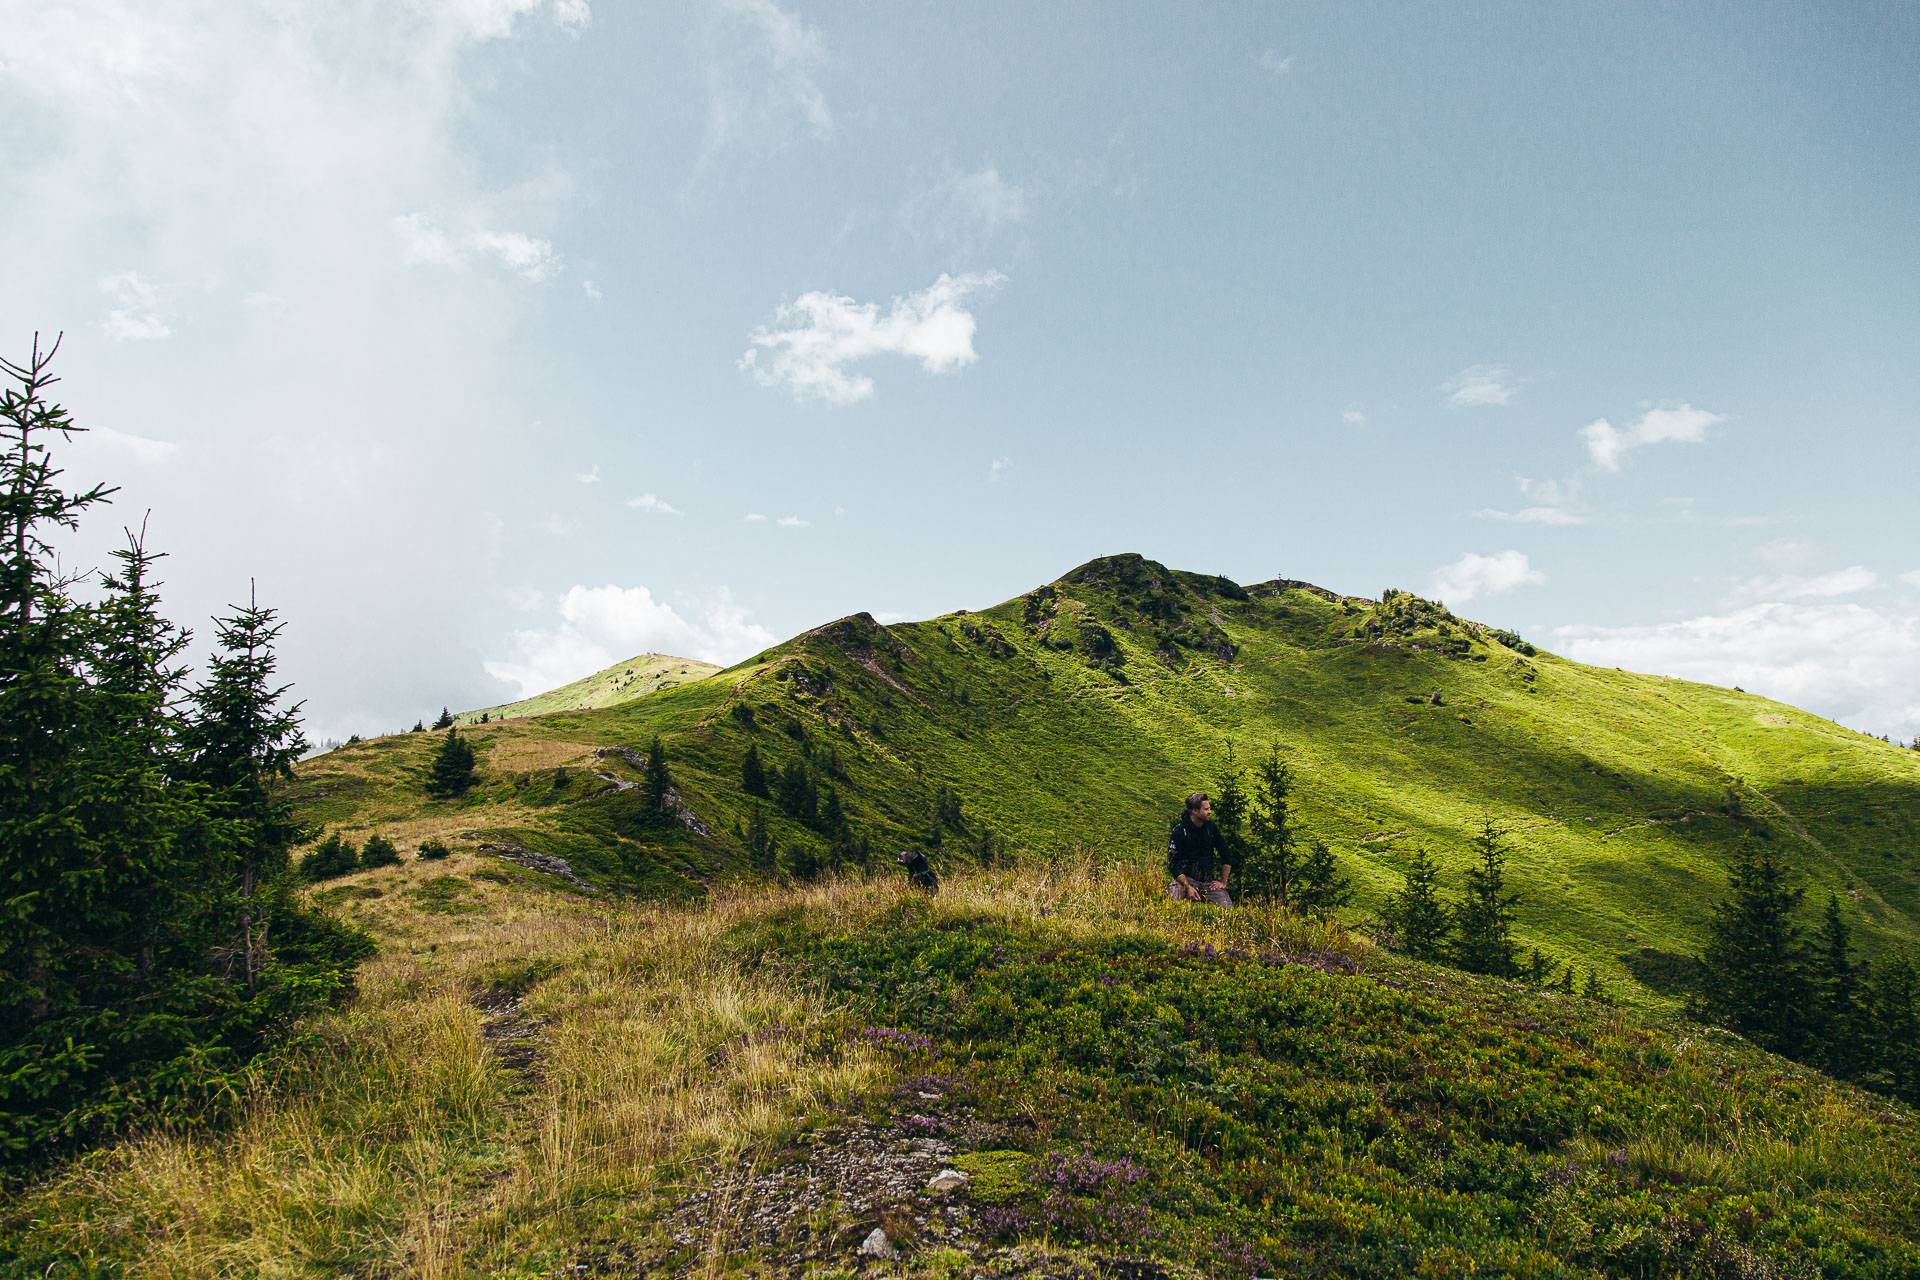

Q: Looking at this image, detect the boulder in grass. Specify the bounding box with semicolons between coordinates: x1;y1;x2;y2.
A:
857;1227;898;1259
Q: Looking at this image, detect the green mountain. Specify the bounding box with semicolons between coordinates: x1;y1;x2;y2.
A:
454;652;719;724
292;552;1920;1007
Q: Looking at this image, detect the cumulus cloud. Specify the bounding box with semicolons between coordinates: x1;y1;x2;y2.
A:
97;271;173;341
1441;364;1519;409
776;514;810;527
743;512;768;523
1255;49;1295;76
1581;403;1724;471
575;463;601;484
1342;407;1367;428
1428;550;1546;606
484;583;775;698
1902;570;1920;589
740;271;1004;405
627;492;682;515
581;278;603;300
1553;600;1920;739
988;455;1013;482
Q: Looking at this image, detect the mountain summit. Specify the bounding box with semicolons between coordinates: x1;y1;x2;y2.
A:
295;554;1920;1004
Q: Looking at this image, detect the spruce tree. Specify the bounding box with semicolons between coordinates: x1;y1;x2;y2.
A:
741;741;769;797
1696;840;1811;1055
1452;817;1521;978
1810;893;1869;1079
425;727;477;797
358;834;401;869
1866;952;1918;1103
642;734;672;816
1293;839;1353;919
299;833;359;881
1240;743;1300;904
1212;745;1250;876
182;584;310;992
432;706;454;730
745;803;778;876
1383;847;1452;961
778;759;818;826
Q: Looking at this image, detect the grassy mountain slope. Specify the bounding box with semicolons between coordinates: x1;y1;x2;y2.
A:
291;553;1920;1006
454;653;719;725
7;858;1916;1277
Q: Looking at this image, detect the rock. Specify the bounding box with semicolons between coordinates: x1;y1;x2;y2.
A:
858;1227;898;1260
926;1168;970;1194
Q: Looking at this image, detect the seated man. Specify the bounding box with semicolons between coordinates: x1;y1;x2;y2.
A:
1166;791;1232;906
895;848;939;894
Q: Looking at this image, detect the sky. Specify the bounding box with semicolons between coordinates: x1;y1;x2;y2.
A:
3;0;1917;744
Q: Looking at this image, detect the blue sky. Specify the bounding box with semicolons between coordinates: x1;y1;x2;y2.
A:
4;0;1917;742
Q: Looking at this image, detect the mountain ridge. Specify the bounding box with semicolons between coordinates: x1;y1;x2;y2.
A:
291;551;1920;1007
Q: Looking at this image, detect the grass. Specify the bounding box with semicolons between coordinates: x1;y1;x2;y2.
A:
454;653;720;726
290;553;1920;1009
5;856;1917;1277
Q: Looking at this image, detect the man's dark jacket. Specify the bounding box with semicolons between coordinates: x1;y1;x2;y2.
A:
1167;815;1230;884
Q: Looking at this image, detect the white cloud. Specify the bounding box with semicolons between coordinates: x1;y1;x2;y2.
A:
628;492;682;515
1901;570;1920;589
1476;475;1585;525
484;582;774;697
581;279;603;300
72;423;180;464
544;513;580;537
1254;49;1295;76
1581;403;1724;471
575;463;601;484
776;514;810;528
1733;565;1878;601
692;0;830;188
832;505;846;517
743;512;768;523
1428;550;1546;606
988;455;1013;482
97;271;173;341
1553;600;1920;739
1441;364;1518;409
1;0;597;740
1341;407;1367;428
392;214;560;282
903;163;1028;247
1476;506;1586;526
740;271;1004;405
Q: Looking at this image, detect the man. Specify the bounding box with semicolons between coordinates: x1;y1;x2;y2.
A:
895;848;939;894
1167;792;1232;906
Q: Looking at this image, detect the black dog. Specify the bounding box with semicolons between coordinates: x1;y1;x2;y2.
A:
894;849;938;894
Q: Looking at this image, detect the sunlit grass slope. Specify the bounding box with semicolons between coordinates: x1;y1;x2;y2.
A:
291;553;1920;1007
454;653;719;725
6;859;1916;1277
